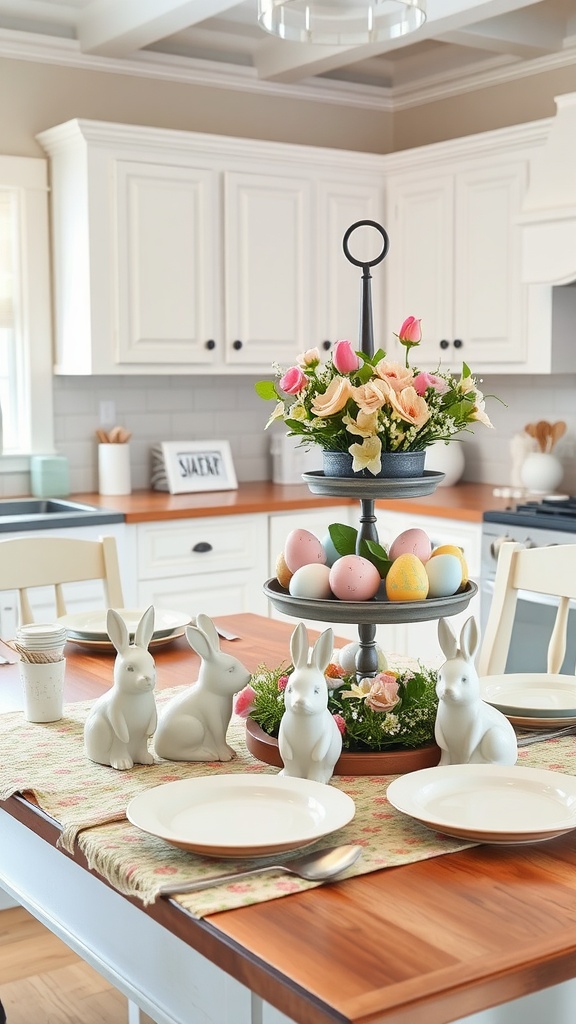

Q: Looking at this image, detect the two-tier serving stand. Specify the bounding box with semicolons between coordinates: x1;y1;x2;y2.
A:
264;220;477;681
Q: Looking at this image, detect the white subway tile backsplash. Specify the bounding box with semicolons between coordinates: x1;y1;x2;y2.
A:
47;372;576;496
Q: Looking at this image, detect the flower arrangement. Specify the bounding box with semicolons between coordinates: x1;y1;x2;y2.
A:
234;660;439;752
256;318;494;475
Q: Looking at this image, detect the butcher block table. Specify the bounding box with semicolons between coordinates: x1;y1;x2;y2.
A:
2;613;576;1024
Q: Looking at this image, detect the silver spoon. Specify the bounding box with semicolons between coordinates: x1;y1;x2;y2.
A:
158;843;362;897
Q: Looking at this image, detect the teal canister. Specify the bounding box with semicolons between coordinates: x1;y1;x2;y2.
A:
30;456;70;498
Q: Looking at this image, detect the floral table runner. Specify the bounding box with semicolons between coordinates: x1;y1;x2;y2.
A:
0;687;574;917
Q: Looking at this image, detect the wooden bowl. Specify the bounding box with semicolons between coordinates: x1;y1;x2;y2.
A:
245;718;440;776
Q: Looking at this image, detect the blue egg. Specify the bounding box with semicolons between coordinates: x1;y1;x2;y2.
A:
322;532;340;567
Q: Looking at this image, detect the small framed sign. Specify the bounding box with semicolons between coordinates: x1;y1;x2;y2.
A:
159;440;238;494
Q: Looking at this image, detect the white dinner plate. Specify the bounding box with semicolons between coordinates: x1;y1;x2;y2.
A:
127;775;356;857
480;674;576;719
386;764;576;844
58;607;191;640
64;629;186;652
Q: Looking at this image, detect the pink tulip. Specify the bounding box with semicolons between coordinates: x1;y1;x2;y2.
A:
279;366;307;394
332;339;360;374
398;317;422;344
233;684;257;719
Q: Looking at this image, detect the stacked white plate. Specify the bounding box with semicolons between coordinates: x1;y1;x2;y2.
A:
480;673;576;728
57;608;191;650
15;622;68;660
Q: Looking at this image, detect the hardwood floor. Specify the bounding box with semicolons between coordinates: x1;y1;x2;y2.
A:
0;908;155;1024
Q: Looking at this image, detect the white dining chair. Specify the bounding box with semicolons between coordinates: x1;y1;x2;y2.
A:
477;540;576;677
0;534;124;625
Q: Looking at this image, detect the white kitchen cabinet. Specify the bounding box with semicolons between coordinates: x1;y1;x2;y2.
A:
374;509;482;667
37;119;384;375
386;159;529;371
135;514;269;620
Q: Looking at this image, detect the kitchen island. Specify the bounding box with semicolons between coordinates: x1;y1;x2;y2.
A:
2;613;576;1024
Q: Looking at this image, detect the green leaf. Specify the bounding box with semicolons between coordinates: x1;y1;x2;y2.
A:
461;362;472;379
372;348;386;363
356;361;375;384
328;522;357;556
255;380;279;400
360;539;392;577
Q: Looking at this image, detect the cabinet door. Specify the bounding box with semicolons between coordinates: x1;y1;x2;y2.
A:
316;180;384;350
114;161;219;365
386;176;454;366
224;171;313;367
453;162;528;365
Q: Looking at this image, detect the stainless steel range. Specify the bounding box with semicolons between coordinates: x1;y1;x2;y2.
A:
481;496;576;673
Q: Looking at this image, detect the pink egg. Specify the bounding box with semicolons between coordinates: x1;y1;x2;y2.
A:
284;528;327;573
329;555;381;601
389;528;432;563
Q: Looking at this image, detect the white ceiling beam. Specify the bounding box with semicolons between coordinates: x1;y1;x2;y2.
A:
78;0;241;57
254;0;545;82
439;11;565;57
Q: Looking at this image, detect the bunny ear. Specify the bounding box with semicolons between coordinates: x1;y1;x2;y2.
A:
460;616;480;662
290;622;309;668
311;628;334;673
438;618;458;660
134;605;155;650
107;608;130;655
195;614;221;652
185;624;215;661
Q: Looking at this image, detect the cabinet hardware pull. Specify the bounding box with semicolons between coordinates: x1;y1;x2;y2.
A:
322;340;332;350
192;542;213;553
232;339;243;351
439;339;449;350
453;338;463;349
205;339;216;350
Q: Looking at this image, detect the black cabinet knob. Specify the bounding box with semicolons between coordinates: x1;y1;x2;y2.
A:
322;340;332;351
232;339;243;351
453;338;463;349
192;541;213;553
439;339;450;350
205;339;216;350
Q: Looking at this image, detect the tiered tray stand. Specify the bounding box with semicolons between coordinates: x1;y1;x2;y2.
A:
264;220;478;681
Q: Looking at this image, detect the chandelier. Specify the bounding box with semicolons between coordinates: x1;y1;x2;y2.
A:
258;0;427;45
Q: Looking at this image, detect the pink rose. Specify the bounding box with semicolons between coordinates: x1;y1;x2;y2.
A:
398;317;422;344
351;378;390;415
413;372;449;397
279;366;307;395
374;360;414;392
332;339;360;374
387;385;430;428
333;713;346;736
365;674;400;712
278;675;289;691
233;684;257;719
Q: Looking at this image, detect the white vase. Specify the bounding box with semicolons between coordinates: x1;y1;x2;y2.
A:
98;443;131;495
424;442;465;487
520;452;563;495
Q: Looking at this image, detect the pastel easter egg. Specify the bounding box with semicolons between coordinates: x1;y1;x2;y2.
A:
385;553;429;602
275;551;293;589
284;528;327;573
429;544;469;588
389;528;432;563
289;563;332;600
425;553;463;598
329;555;381;601
321;531;340;568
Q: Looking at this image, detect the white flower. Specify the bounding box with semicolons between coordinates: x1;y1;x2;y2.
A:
349;436;382;474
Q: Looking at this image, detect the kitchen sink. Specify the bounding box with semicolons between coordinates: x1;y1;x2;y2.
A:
0;498;125;532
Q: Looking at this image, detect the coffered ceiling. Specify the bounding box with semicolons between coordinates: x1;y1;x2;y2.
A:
0;0;575;107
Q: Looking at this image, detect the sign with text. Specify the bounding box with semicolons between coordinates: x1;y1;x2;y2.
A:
160;441;238;494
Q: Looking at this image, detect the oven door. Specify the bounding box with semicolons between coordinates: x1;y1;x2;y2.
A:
481;579;576;674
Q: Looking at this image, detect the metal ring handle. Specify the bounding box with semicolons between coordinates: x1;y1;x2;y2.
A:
342;220;389;269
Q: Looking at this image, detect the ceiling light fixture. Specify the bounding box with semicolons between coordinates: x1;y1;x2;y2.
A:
258;0;426;45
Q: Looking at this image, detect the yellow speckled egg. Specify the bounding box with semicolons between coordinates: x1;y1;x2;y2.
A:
429;544;468;588
385;553;429;602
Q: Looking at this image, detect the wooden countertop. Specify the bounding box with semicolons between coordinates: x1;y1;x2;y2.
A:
3;613;576;1024
73;481;510;525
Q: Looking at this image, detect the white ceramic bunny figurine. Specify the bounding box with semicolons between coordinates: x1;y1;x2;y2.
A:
278;622;342;784
435;616;518;767
154;614;250;762
84;606;158;770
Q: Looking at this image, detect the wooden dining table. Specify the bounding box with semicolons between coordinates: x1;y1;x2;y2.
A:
2;612;576;1024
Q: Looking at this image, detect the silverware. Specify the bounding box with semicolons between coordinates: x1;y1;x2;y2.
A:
214;625;240;641
158;843;362;897
517;725;576;746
